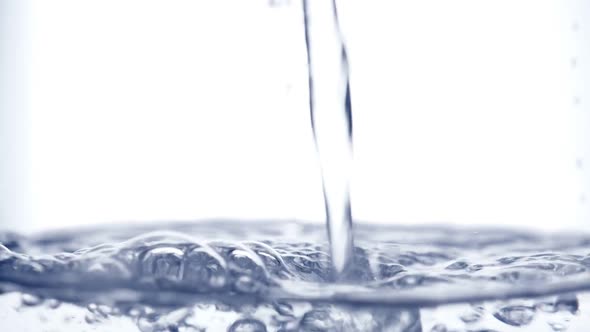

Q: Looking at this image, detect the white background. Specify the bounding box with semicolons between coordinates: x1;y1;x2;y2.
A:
1;0;589;233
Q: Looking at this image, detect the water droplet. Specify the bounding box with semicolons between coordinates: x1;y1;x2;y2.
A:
493;305;535;327
228;318;267;332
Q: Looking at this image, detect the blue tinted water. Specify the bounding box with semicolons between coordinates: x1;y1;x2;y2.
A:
2;221;590;331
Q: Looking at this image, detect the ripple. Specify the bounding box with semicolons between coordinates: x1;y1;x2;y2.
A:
3;222;590;315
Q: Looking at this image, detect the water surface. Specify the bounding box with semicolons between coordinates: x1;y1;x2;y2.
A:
2;221;590;331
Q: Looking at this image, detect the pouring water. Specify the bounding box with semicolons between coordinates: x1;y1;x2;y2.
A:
1;1;590;331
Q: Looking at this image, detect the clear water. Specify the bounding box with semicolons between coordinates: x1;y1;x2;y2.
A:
2;1;589;331
303;0;355;278
3;221;590;331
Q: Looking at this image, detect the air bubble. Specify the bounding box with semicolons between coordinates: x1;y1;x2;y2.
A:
430;324;447;332
183;245;227;291
234;275;261;293
228;249;267;276
227;318;267;332
284;253;330;281
243;241;291;278
224;245;270;292
46;298;61;309
21;293;42;306
549;321;568;331
140;246;184;281
555;294;579;313
273;301;294;317
467;264;483;272
445;261;468;270
299;309;335;331
287;255;316;273
493;305;535;327
460;309;482;324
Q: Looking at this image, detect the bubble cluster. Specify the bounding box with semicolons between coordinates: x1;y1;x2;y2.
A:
3;222;590;331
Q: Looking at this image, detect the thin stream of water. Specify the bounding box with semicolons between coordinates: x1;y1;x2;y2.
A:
303;0;355;279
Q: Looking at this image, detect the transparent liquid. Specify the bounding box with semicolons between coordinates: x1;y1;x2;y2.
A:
304;0;355;278
2;1;589;331
3;221;590;331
